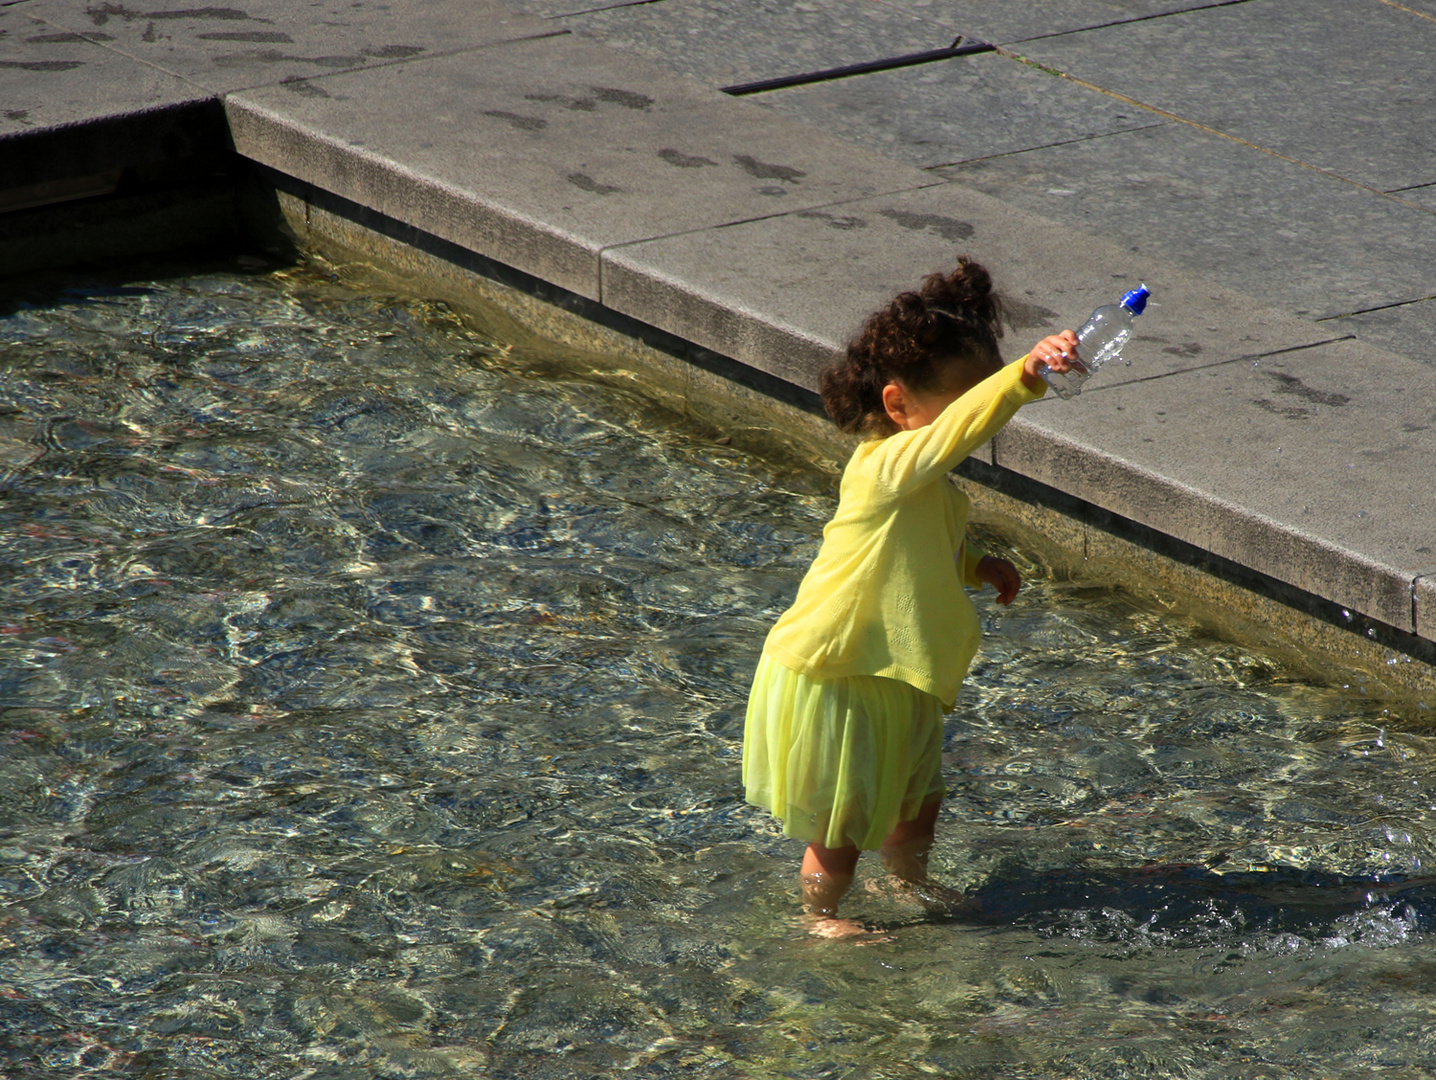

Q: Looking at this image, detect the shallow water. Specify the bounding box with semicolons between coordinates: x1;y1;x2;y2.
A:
2;258;1435;1079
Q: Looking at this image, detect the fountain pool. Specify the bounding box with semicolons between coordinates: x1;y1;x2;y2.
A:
2;257;1434;1079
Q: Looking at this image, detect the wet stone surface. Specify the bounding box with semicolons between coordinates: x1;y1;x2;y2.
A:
871;0;1239;46
17;0;554;93
0;5;209;143
758;51;1162;169
1;258;1434;1079
557;0;950;89
942;122;1436;328
1009;0;1436;194
226;32;932;300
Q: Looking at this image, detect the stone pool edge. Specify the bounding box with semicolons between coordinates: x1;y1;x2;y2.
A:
212;54;1436;666
262;175;1436;705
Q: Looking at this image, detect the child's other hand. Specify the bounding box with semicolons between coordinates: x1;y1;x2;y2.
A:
1022;331;1083;384
976;556;1021;606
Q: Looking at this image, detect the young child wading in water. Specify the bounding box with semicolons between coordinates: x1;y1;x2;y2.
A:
742;257;1081;934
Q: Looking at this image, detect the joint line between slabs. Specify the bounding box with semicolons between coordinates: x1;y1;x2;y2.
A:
1070;336;1358;393
997;48;1436;215
25;11;217;95
594;177;949;258
997;0;1261;46
1318;295;1436;320
1375;0;1436;22
921;121;1174;171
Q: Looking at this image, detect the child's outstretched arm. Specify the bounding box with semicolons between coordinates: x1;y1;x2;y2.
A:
1020;331;1082;391
972;331;1076;599
975;555;1021;606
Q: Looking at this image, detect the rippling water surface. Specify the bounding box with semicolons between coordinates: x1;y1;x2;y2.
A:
3;259;1435;1079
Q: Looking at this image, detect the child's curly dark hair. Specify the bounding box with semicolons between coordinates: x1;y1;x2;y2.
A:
820;256;1005;435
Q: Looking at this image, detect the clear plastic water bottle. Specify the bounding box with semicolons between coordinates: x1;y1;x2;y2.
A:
1040;285;1150;399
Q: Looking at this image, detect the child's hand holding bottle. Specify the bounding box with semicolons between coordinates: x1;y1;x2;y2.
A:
1037;286;1151;398
1022;331;1083;390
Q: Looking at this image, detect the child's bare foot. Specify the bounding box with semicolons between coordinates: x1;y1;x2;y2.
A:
803;913;893;942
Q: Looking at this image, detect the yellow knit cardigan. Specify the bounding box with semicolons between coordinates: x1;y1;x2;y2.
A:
762;358;1044;707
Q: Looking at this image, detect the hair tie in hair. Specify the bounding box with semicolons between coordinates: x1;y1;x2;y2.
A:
927;305;978;325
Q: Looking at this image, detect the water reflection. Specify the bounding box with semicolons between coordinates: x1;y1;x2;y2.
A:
1;257;1433;1079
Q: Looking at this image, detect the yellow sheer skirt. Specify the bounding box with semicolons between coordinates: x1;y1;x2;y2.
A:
742;653;946;851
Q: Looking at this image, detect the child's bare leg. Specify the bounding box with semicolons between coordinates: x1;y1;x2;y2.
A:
880;797;941;884
880;798;967;912
800;840;860;917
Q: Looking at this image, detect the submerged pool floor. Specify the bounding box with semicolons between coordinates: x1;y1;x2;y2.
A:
2;259;1435;1079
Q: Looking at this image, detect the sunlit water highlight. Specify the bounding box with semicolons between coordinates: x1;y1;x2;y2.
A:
2;260;1435;1079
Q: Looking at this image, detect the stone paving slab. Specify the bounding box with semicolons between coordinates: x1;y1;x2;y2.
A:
1;6;220;189
499;0;660;17
1321;299;1436;368
1399;183;1436;214
227;33;937;301
996;337;1436;632
941;123;1436;332
602;181;1338;400
1;7;197;133
872;0;1239;45
759;50;1165;170
22;0;557;94
556;0;953;89
1010;0;1436;194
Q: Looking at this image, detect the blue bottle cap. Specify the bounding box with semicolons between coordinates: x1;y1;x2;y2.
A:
1121;285;1150;315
